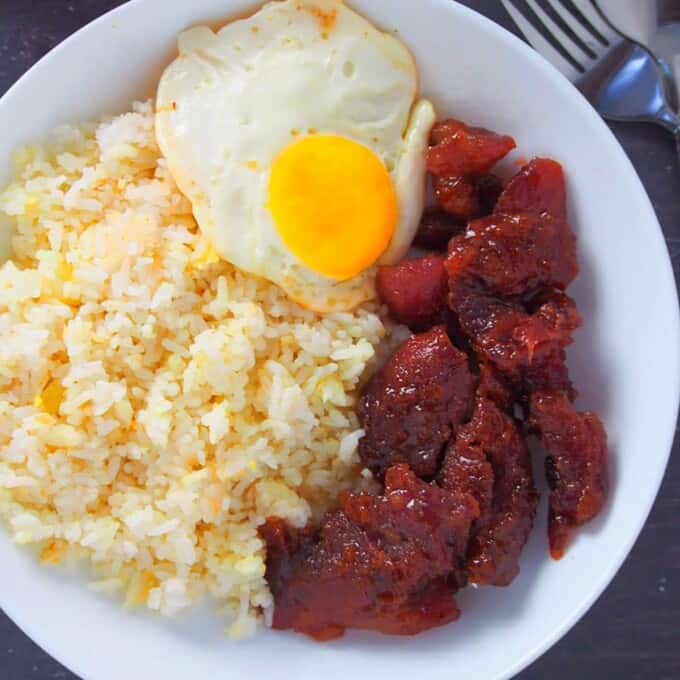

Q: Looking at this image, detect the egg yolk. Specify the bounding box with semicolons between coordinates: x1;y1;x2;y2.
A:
268;135;397;281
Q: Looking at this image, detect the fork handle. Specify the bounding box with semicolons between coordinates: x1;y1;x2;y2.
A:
657;105;680;133
655;106;680;163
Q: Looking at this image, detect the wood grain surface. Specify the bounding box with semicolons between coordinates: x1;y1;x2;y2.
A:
0;1;678;678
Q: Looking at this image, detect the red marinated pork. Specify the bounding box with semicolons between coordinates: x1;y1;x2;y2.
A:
262;118;609;642
376;255;448;331
433;174;504;222
496;158;567;220
434;175;478;221
521;348;575;399
427;120;516;177
477;361;516;412
261;464;479;640
358;326;475;478
446;212;578;297
413;209;465;251
529;391;608;559
477;174;505;216
449;286;582;375
440;396;538;586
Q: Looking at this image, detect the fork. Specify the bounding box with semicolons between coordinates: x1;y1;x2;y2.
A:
501;0;680;154
595;0;679;109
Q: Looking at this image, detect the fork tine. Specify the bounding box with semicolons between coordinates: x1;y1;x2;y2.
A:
526;0;595;67
501;0;582;81
568;0;621;43
544;0;605;53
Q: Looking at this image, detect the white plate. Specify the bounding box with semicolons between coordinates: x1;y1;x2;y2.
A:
0;1;678;679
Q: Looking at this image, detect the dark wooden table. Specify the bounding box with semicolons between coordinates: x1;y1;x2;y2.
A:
0;1;678;678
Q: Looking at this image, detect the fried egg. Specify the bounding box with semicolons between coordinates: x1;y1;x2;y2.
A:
156;0;435;312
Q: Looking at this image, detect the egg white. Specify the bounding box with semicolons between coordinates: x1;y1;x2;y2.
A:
156;0;435;312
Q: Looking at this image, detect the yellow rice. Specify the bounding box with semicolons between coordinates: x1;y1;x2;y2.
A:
0;100;399;637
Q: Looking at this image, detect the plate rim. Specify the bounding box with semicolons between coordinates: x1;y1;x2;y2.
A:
0;1;678;679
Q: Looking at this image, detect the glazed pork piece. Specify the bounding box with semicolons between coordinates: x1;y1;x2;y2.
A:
433;174;504;222
413;209;465;251
375;255;448;331
476;361;515;412
495;158;567;220
261;464;479;640
529;390;608;559
358;326;475;478
439;393;538;586
448;286;582;376
446;211;578;297
426;120;515;222
427;119;516;177
520;348;575;399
